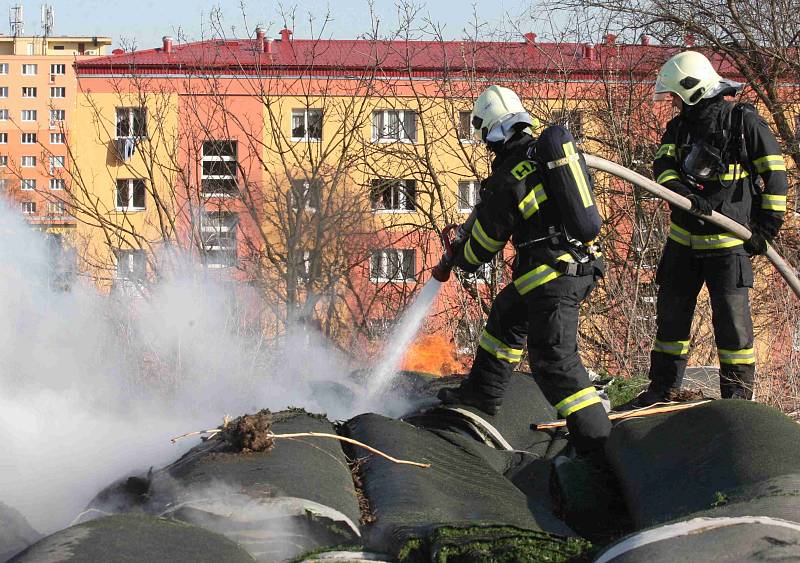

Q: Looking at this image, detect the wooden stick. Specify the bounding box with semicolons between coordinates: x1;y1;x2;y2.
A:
270;431;431;468
170;429;221;443
169;428;431;469
534;400;712;430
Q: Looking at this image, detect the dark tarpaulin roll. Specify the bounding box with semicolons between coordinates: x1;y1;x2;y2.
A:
9;514;256;563
606;400;800;529
593;517;800;563
342;413;576;560
86;410;361;562
166;410;360;525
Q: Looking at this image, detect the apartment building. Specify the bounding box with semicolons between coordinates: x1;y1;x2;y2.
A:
0;34;111;236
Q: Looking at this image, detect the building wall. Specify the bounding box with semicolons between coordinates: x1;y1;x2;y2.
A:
0;35;111;236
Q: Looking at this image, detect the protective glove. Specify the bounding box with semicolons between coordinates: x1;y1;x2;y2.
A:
743;230;769;256
686;194;713;216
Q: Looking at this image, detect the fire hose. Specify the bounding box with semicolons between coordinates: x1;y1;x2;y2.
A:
431;155;800;299
583;154;800;299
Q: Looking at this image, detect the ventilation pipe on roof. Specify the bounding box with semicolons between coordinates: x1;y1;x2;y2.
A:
279;28;292;42
640;34;650;45
524;32;537;44
162;36;173;54
582;43;596;61
255;27;265;52
604;33;617;45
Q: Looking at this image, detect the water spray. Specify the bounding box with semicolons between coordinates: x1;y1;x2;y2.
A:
364;209;479;407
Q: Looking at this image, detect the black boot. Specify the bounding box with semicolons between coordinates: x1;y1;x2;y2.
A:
437;384;501;416
616;384;671;411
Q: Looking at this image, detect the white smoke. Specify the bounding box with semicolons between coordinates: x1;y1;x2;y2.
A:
0;201;380;536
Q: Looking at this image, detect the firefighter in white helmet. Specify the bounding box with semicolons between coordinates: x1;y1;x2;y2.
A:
438;85;611;456
629;51;788;407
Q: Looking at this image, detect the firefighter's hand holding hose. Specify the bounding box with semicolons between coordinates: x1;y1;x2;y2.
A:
431;207;479;282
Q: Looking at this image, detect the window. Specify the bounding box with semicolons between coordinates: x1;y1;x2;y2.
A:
115;179;146;210
115;107;146;138
21;179;36;190
0;109;8;120
0;155;6;167
0;64;7;75
21;156;36;167
458;111;476;141
47;201;66;215
291;108;323;141
0;87;8;98
370;178;416;211
22;133;36;144
289;178;320;211
0;133;7;143
22;64;37;75
201;140;238;195
21;201;36;214
21;109;37;121
49;156;65;174
50;109;65;127
50;87;66;98
115;249;146;282
49;178;65;190
50;63;66;76
50;133;64;144
370;249;415;282
457;180;480;212
372;109;417;142
550;109;585;140
201;211;238;267
22;87;37;98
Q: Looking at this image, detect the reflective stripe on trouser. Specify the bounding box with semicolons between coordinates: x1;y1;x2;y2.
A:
478;329;523;363
653;339;690;356
513;254;572;296
718;347;755;365
761;194;787;212
650;242;755;398
555;386;603;417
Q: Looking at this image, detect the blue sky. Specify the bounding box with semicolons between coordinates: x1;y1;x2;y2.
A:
14;0;536;50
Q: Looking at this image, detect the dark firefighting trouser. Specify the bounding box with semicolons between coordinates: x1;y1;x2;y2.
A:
460;273;611;454
649;241;755;399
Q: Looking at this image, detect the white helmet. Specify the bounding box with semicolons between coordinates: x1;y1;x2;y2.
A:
654;51;742;105
471;85;535;143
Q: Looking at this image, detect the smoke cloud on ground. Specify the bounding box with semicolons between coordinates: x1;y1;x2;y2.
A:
0;202;391;535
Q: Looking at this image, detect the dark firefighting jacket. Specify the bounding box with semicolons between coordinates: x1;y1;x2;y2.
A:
653;98;788;253
455;130;602;295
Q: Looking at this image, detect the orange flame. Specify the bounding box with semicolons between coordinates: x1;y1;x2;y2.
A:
399;333;468;376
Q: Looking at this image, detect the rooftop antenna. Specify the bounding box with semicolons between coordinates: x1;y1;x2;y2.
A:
10;4;24;37
41;4;54;37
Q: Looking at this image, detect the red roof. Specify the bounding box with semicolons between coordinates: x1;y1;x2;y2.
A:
76;33;689;79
